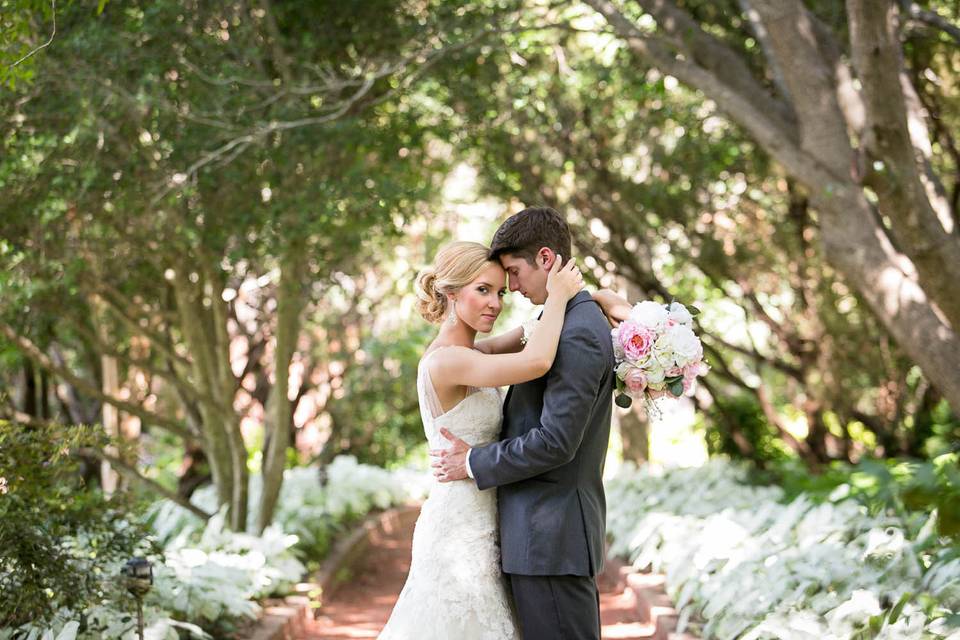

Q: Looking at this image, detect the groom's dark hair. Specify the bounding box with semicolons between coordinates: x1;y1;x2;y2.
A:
489;206;572;266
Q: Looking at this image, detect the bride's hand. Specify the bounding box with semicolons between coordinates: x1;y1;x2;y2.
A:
545;254;584;302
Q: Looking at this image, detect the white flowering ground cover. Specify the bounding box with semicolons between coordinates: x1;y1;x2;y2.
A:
606;459;960;640
2;456;430;640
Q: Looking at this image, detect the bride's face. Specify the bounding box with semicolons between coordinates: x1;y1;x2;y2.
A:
453;262;507;334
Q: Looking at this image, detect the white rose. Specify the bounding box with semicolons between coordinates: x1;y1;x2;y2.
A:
644;360;666;385
666;302;694;326
629;301;669;329
663;324;702;367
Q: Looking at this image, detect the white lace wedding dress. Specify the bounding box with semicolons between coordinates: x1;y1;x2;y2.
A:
379;348;521;640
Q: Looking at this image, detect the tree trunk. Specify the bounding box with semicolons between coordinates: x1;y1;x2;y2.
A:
583;0;960;411
171;267;248;531
815;189;960;410
177;444;211;499
21;357;37;417
614;281;649;463
619;408;650;464
99;353;122;495
257;246;305;533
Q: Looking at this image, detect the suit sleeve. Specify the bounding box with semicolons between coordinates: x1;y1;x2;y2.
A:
470;325;606;491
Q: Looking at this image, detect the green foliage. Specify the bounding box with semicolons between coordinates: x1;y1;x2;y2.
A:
703;394;789;464
429;0;957;467
0;420;155;628
918;398;960;459
761;453;960;539
336;324;434;466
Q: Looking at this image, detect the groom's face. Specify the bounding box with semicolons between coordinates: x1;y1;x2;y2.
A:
498;250;551;305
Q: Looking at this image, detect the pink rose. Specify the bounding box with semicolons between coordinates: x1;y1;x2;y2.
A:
618;321;655;361
681;361;709;394
625;369;648;393
683;361;710;379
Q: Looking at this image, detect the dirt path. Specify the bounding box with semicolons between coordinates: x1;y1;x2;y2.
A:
305;508;653;639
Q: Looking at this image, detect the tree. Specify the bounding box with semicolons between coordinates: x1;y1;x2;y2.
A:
577;0;960;411
0;0;463;530
435;7;951;464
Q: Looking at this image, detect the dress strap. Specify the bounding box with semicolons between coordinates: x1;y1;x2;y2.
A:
418;346;479;419
419;348;448;420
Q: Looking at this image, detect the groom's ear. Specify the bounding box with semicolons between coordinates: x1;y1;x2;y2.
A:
538;247;555;269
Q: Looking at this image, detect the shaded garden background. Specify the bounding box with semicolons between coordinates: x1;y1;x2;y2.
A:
2;0;959;636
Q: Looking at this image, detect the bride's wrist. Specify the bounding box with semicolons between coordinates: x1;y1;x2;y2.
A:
543;296;565;313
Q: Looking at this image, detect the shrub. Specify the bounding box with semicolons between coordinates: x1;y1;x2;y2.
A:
0;420;155;628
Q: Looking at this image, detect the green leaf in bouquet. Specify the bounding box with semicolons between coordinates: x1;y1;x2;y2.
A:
669;380;684;397
688;306;701;316
665;375;684;385
615;393;633;409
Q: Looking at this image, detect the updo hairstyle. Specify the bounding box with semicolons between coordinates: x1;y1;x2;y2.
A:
415;241;494;324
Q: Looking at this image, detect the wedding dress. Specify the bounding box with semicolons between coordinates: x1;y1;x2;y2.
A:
379;348;521;640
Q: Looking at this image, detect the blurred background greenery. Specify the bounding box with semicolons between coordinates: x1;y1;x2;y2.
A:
2;0;959;630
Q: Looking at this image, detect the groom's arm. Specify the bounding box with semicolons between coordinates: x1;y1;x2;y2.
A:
468;325;606;491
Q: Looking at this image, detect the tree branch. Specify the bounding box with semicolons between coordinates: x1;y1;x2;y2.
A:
582;0;851;192
89;285;189;368
0;322;197;442
7;0;57;69
75;447;213;520
899;0;960;44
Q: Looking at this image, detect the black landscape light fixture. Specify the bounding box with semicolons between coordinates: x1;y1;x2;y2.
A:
121;557;153;640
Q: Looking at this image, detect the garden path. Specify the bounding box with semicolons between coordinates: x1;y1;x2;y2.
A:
303;506;653;639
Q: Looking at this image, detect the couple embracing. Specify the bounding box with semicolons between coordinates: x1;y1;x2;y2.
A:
380;207;631;639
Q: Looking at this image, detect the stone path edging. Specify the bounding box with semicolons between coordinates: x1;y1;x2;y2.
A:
241;595;311;640
604;555;700;640
238;503;420;640
313;503;421;605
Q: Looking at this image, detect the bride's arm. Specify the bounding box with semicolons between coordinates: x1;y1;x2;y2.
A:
593;288;632;327
430;258;582;388
474;326;524;355
475;287;632;354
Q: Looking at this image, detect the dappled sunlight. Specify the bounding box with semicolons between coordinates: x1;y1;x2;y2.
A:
3;1;959;637
648;398;708;468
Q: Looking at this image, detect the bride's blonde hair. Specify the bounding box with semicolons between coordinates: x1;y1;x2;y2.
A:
415;241;494;324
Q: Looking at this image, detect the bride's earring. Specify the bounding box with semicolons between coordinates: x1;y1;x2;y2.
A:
447;300;458;326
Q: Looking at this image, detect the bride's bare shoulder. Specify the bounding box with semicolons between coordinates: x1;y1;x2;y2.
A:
425;344;477;374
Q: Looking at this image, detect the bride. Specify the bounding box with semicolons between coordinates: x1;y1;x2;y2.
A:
378;240;586;639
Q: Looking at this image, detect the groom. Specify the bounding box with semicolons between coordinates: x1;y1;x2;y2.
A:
433;207;615;639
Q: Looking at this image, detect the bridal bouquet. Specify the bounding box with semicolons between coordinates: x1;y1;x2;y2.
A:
612;300;709;409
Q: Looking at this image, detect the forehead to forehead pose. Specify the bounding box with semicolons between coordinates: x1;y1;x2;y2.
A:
489;206;573;307
381;207;630;640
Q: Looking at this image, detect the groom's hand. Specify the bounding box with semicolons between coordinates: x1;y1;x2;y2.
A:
429;427;469;483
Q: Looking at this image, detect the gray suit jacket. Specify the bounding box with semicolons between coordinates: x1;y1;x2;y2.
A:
470;290;615;576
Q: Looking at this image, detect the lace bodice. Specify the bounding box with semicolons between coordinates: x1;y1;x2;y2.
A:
415;347;504;452
379;347;520;640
